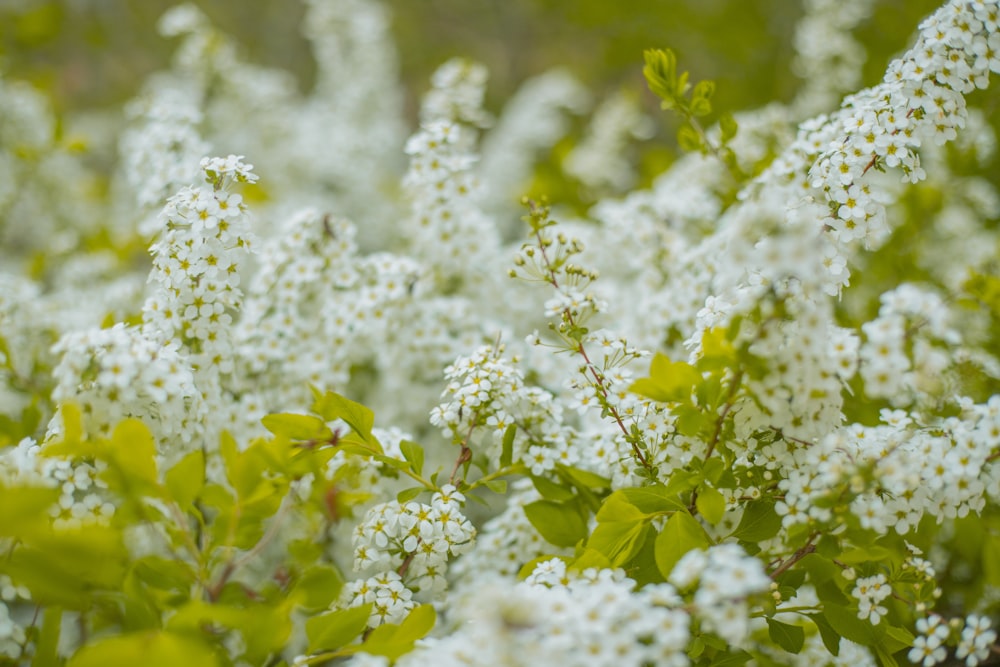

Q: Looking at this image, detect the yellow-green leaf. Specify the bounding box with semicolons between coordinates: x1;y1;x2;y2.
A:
695;485;726;525
654;510;711;580
67;631;221;667
261;413;332;441
630;353;701;403
306;604;372;653
165;449;205;509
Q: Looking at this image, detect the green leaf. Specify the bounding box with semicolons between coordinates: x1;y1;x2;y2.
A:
767;618;805;654
883;625;916;653
874;644;900;667
654;510;711;580
60;403;84;445
306;604;372;653
733;499;782;542
363;605;436;661
643;48;678;105
808;613;841;656
710;649;753;666
131;556;196;592
630;353;701;403
166;601;292;662
595;490;650;523
310;390;381;452
400;440;424;476
293;566;344;612
523;499;587;548
695;485;726;525
701;457;726;484
662;469;699;497
3;525;127;608
677;123;703;152
796;554;840;586
559;465;610;490
109;418;159;488
483;479;507;494
165;449;205;509
31;607;62;667
628;527;663;586
67;631;221;667
690;80;714;116
531;475;575;501
589;519;651;567
569;548;612;572
396;486;424;503
838;545;895;565
261;413;332;441
719;112;738;143
500;424;516;468
675;405;713;438
676;70;691;98
983;533;1000;586
823;604;882;647
0;484;59;538
589;493;653;566
619;485;686;514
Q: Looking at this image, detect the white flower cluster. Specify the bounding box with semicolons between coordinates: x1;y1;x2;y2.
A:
791;0;876;116
420;58;492;129
142;155;257;377
450;479;569;584
0;437;113;529
299;0;406;235
340;570;416;628
775;396;999;536
852;574;892;624
50;323;201;446
908;613;998;666
404;118;497;283
0;72;98;253
564;91;653;193
3;0;1000;664
0;575;31;661
429;343;597;481
430;345;523;442
733;297;858;441
957;615;998;666
859;283;959;403
800;1;1000;249
395;561;690;667
668;543;772;645
119;87;208;227
343;485;475;625
231;210;422;436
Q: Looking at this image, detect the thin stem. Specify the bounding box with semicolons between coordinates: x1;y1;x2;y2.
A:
770;532;819;579
449;416;478;486
689;370;743;513
529;219;655;476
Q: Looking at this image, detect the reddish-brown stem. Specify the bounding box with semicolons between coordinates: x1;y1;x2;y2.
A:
770;532;819;579
397;550;417;578
206;561;236;602
531;225;654;474
861;155;878;176
449;416;479;485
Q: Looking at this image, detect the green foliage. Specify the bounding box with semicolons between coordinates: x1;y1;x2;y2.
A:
0;406;394;665
643;48;742;179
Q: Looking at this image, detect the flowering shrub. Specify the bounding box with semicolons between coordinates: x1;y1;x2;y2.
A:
1;1;1000;666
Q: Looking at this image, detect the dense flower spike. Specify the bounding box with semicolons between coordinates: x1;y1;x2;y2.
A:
1;1;999;665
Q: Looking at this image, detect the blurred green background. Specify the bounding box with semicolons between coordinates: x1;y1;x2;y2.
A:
0;0;946;120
